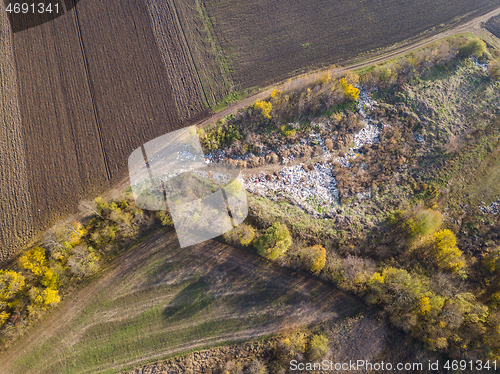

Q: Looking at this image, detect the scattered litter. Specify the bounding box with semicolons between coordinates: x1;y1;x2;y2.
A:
470;56;489;71
479;198;500;214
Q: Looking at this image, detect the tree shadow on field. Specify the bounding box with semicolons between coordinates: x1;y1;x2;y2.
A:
162;276;216;321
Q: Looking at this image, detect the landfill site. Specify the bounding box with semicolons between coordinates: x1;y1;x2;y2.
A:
204;88;383;216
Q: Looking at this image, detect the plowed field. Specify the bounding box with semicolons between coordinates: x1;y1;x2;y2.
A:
0;9;33;261
1;0;206;262
204;0;500;89
486;14;500;39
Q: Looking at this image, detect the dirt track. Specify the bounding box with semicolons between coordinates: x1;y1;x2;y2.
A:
197;5;500;130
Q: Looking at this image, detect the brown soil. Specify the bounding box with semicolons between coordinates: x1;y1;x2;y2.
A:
0;9;34;260
144;0;209;120
173;0;236;107
485;14;500;39
1;0;195;262
205;0;499;90
197;5;500;131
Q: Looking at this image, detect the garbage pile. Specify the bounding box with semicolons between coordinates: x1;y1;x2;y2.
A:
205;88;383;214
245;161;339;214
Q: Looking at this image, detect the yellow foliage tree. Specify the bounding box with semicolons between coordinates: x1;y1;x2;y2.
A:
434;229;466;274
29;287;61;308
0;311;9;326
41;268;59;290
270;89;282;99
253;100;272;119
19;247;47;276
0;270;25;301
418;296;431;315
68;221;86;247
302;245;327;272
340;78;360;101
42;288;61;305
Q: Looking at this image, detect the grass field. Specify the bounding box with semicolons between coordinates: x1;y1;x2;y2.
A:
397;57;500;207
203;0;499;90
0;230;361;374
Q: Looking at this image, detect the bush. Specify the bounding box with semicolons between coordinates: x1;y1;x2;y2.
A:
253;100;272;119
490;59;500;80
406;209;442;237
199;123;243;151
483;246;500;273
67;245;100;278
459;38;486;58
255;223;292;260
223;224;255;246
246;359;268;374
340;78;359;101
156;211;173;227
0;270;25;306
308;334;329;360
433;229;466;275
18;247;47;276
301;245;326;272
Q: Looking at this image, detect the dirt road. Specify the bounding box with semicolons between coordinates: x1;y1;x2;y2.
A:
196;5;500;130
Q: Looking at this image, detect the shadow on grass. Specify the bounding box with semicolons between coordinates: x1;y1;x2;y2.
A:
162;277;216;320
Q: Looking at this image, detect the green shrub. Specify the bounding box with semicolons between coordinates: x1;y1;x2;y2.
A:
405;209;442;237
156;211;173;227
459;38;486;58
255;223;292;260
199;123;243;151
223;224;255;246
308;334;329;360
